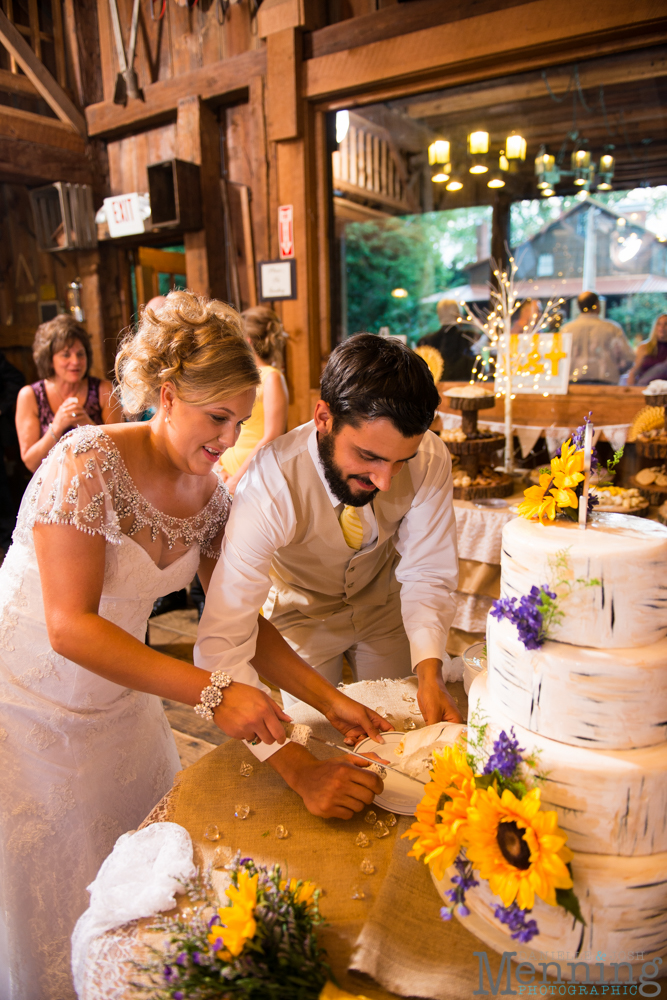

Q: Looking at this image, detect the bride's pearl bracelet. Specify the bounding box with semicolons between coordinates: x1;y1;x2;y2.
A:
194;670;233;720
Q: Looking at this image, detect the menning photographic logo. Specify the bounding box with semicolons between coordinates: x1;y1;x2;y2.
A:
473;952;663;997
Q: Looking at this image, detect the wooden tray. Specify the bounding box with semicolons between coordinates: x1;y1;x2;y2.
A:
446;434;505;456
594;501;650;517
446;394;496;411
636;438;667;459
453;475;514;501
630;477;667;506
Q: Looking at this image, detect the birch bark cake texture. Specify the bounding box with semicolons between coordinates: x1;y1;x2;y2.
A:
462;511;667;977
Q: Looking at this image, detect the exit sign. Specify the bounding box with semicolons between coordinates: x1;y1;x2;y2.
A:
104;193;149;238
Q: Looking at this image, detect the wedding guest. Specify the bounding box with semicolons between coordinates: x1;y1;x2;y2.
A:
626;313;667;385
220;305;288;495
196;333;462;811
561;291;634;384
0;292;386;1000
15;316;121;472
417;298;475;381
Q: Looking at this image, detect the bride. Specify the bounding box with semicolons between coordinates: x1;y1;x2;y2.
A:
0;292;386;1000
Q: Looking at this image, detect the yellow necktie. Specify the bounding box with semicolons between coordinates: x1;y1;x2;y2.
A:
339;504;363;551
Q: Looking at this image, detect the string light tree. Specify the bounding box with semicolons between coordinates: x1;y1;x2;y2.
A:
450;257;565;495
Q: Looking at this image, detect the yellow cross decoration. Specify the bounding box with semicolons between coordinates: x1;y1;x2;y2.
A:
544;332;568;377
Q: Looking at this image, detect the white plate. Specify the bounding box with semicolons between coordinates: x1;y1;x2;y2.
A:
355;731;429;816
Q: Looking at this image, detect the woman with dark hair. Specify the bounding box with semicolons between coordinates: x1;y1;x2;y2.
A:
219;305;288;494
15;315;120;472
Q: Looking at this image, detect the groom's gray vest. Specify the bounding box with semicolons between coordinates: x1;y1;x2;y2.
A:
265;421;417;620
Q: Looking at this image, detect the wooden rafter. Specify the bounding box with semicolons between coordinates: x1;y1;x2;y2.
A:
0;7;86;136
0;104;85;150
85;48;266;139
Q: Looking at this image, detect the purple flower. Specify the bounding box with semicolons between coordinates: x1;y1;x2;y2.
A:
174;993;184;1000
491;585;556;650
483;728;524;778
176;952;187;966
444;853;479;913
458;904;470;917
163;965;174;981
192;951;202;965
440;906;453;921
493;902;539;943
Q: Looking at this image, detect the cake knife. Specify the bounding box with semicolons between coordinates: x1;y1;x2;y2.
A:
308;733;428;785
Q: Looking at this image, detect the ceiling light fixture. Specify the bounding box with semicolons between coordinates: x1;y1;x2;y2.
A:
505;133;527;161
446;179;463;192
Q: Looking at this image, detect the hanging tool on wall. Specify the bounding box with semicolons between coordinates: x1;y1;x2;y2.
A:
109;0;143;105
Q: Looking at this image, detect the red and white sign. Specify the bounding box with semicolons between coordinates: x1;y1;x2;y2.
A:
103;193;148;238
278;204;294;259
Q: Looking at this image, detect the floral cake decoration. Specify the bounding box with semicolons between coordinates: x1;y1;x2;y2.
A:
403;717;585;944
517;414;623;525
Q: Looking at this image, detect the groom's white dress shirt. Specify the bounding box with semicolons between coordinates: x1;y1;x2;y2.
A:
194;422;458;758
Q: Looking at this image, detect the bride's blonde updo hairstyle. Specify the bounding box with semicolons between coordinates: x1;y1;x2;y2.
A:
115;290;260;415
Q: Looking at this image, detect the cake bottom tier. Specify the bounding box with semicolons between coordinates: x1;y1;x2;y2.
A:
433;848;667;981
469;672;667;856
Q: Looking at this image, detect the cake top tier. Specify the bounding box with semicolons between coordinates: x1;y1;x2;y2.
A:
500;512;667;648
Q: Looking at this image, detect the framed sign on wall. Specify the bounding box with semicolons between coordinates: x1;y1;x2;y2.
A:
257;259;297;301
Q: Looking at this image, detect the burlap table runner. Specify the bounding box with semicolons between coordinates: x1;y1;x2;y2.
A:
84;679;493;998
350;817;503;999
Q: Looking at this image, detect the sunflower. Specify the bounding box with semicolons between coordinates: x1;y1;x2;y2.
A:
414;345;445;385
280;877;318;908
208;869;258;958
516;474;557;524
465;786;573;910
402;745;477;880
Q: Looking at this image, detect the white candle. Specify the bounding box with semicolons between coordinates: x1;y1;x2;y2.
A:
579;422;593;529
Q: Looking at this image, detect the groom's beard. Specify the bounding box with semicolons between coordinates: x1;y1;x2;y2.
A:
317;430;378;507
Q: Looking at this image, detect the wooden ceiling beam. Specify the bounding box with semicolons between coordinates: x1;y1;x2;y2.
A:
0;136;92;183
85;48;266;140
0;67;39;97
404;47;667;120
0;104;86;151
306;1;667;108
0;7;86;135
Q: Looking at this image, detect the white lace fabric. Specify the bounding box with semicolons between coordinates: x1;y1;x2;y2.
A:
71;823;196;997
0;425;230;1000
15;425;231;568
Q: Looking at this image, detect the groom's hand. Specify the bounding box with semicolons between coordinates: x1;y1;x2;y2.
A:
416;658;463;726
269;743;383;819
214;682;292;744
324;692;393;746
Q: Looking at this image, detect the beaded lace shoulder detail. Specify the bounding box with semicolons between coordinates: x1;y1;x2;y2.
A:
16;425;230;558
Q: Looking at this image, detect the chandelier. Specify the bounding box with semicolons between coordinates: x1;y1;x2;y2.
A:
535;135;615;198
427;130;527;193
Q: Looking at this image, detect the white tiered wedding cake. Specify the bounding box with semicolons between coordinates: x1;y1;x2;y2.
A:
464;511;667;977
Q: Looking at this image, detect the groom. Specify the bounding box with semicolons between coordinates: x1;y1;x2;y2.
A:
196;334;460;815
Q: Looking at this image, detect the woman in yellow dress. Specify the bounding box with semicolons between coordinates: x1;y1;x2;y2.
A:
220;306;289;493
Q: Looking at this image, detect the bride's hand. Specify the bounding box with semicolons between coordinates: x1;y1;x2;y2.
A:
213;681;292;745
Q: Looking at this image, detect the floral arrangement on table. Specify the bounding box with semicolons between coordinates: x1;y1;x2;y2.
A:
402;719;584;943
517;414;623;525
138;855;332;1000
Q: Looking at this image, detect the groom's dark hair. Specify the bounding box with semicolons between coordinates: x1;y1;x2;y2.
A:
320;333;440;437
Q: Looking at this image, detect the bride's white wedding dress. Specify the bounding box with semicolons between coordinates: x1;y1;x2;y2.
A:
0;426;230;1000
